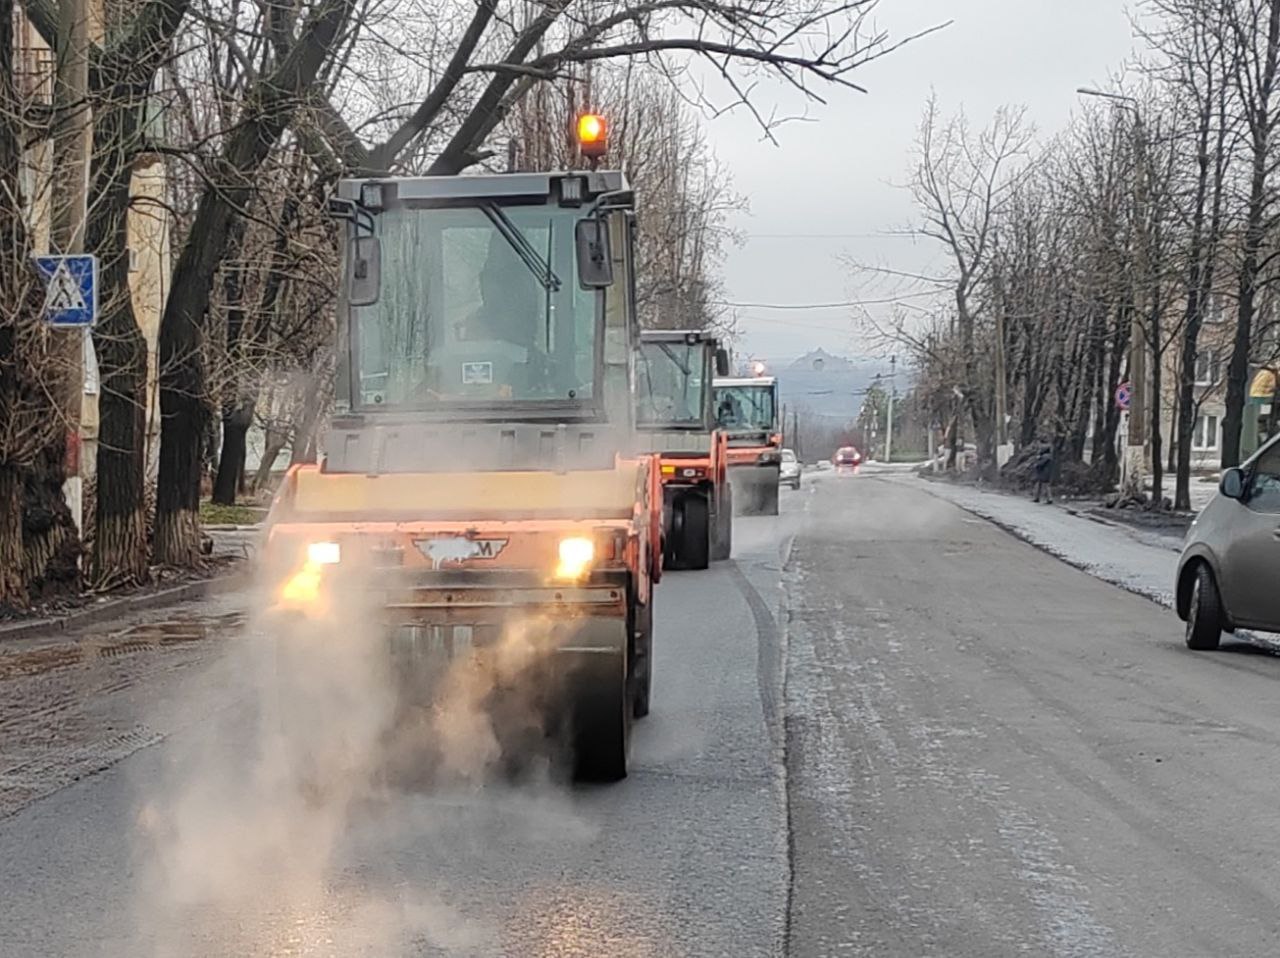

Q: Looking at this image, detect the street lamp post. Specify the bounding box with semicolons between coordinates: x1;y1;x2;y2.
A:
1078;87;1147;498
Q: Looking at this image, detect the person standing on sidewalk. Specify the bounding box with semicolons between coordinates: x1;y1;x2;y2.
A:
1033;441;1054;504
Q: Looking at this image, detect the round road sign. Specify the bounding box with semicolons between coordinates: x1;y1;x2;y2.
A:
1115;381;1132;410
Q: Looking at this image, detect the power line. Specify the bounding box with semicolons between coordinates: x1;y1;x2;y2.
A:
741;232;920;240
716;290;937;310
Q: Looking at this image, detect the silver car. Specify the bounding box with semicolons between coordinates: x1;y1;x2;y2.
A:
780;448;802;489
1176;433;1280;649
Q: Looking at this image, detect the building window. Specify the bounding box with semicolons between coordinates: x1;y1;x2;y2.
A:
128;247;140;272
1194;350;1222;386
1205;292;1226;324
1193;414;1220;451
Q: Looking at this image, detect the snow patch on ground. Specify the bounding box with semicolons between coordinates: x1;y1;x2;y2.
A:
896;477;1182;609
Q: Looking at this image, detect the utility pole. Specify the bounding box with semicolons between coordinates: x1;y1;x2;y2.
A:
885;355;896;464
992;251;1009;464
53;0;93;536
1079;87;1146;498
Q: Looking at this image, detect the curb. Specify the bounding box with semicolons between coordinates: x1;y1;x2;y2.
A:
0;573;245;643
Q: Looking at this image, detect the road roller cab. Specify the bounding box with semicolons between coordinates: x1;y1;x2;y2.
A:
636;330;733;569
713;373;782;515
260;156;661;781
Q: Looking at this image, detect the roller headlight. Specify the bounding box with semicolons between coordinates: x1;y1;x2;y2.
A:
307;541;341;565
556;536;595;580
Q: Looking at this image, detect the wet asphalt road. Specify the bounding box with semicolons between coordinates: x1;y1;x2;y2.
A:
0;500;797;956
787;474;1280;957
5;471;1280;956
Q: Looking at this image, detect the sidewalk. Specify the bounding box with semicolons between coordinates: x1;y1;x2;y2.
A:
898;475;1181;609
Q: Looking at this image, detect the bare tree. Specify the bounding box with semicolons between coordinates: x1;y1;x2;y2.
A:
1221;0;1280;466
0;3;79;606
1139;0;1237;508
146;0;942;566
910;97;1033;466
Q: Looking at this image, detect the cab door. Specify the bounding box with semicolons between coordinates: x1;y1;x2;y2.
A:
1220;438;1280;630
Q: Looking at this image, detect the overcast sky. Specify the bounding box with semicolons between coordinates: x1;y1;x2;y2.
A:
708;0;1138;365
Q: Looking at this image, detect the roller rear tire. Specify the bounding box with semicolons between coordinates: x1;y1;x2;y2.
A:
632;601;653;719
712;484;733;561
761;479;780;516
670;492;710;570
573;647;631;781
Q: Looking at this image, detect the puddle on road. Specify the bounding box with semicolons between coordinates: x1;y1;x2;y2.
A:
0;612;244;681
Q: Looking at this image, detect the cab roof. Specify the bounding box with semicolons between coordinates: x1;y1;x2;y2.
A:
335;170;630;204
640;329;720;345
714;376;777;387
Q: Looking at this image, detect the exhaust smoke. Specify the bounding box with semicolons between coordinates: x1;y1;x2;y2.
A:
127;543;590;955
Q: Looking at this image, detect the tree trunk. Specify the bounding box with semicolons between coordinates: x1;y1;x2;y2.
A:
1223;239;1260;468
1095;307;1130;487
154;0;355;565
1150;318;1164;504
21;445;80;599
88;107;150;589
0;464;27;609
212;404;252;504
1178;84;1228;510
253;430;290;490
289;376;327;467
1268;373;1280;438
1176;266;1211;514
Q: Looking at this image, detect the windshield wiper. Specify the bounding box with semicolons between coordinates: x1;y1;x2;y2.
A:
657;343;693;377
481;203;562;293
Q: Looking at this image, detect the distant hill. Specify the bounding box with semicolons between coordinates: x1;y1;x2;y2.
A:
773;352;897;424
787;348;857;373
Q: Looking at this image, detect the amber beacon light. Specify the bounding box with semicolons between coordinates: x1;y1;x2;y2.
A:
577;113;608;159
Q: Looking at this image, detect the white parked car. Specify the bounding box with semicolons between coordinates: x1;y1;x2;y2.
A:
780;448;802;489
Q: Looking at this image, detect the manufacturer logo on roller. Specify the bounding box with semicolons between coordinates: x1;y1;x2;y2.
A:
414;536;509;569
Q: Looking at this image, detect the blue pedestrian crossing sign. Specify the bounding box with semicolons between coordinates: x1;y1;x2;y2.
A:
32;255;98;328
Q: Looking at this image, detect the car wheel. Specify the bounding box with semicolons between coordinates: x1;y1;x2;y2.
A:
1185;564;1224;651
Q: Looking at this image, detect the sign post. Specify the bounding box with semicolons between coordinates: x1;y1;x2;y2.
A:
32;255;98;537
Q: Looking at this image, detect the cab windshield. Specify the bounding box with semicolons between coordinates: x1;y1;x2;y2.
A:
636;342;707;426
352;203;598;408
715;384;776;432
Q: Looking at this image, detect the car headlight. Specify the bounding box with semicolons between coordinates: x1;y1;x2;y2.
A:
556;536;595;579
307;541;341;565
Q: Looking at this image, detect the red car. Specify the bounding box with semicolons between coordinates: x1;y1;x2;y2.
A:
834;446;862;475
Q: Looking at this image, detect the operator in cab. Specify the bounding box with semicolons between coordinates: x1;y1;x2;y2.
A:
435;236;549;400
717;392;742;427
456;242;538;351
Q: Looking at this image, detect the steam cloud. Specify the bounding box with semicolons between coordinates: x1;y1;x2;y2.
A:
126;549;591;956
